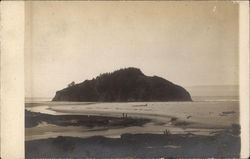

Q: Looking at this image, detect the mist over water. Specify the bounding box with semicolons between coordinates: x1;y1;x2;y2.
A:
186;85;238;97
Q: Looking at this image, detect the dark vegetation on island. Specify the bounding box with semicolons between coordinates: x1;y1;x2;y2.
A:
52;67;192;102
25;110;151;128
26;127;240;159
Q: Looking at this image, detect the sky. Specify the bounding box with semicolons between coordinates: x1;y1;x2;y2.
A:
25;1;239;98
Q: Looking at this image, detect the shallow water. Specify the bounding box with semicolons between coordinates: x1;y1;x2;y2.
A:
25;97;239;141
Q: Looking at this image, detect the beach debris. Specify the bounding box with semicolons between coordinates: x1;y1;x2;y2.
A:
186;115;192;119
132;104;148;107
122;113;128;118
163;145;181;149
170;117;178;122
185;132;195;137
174;121;189;127
155;121;166;126
219;111;236;116
211;124;240;136
163;129;171;135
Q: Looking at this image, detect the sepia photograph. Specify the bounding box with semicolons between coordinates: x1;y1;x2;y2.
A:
22;1;243;158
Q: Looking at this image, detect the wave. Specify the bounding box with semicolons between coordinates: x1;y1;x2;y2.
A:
192;96;239;102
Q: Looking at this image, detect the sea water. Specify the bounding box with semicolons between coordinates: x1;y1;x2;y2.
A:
25;96;239;141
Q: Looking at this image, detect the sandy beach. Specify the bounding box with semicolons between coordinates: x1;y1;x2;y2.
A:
25;100;239;140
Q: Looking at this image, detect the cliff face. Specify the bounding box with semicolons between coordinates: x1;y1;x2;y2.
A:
52;68;192;102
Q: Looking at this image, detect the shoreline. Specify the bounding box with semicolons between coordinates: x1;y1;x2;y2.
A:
25;108;237;141
25;100;240;158
25;110;151;128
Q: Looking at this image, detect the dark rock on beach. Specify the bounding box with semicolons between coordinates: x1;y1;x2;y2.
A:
52;67;192;102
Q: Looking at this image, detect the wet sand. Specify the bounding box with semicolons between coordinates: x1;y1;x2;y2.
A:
25;101;240;158
26;101;239;140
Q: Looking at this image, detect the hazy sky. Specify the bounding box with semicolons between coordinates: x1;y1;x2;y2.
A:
25;1;239;98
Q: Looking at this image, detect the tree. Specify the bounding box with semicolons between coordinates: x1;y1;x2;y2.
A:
68;81;75;87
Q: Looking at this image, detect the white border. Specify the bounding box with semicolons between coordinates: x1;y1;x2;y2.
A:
0;1;249;159
0;1;25;159
239;1;250;158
